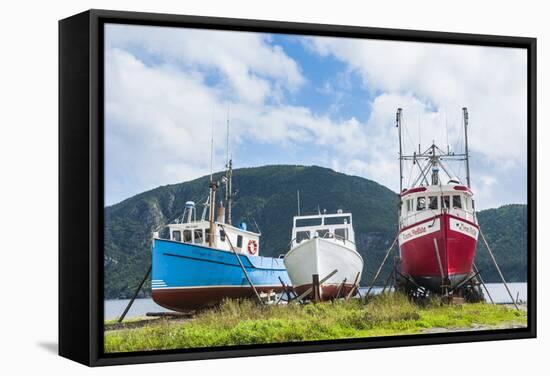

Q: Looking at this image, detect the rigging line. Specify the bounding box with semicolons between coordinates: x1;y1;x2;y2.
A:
400;113;415;189
445;109;450;152
406;159;414;188
402;113;416;153
443;160;458;181
418;113;421;151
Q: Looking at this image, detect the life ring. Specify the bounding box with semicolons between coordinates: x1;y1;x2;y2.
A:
247;240;258;255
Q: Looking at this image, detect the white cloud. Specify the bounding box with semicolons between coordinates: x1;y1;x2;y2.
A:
304;37;527;163
104;28;368;205
104;25;527;210
105;24;305;104
304;37;527;207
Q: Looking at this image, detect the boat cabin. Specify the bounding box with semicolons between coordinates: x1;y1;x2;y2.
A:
154;201;261;256
291;210;356;250
399;183;477;229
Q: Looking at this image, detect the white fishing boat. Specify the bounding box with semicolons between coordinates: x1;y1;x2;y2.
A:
283;210;363;300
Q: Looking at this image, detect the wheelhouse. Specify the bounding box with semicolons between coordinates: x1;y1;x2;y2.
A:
291;211;355;249
399;184;477;228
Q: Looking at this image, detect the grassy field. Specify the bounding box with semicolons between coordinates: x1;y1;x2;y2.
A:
104;293;527;353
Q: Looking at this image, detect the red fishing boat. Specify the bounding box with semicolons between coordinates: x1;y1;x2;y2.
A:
395;108;482;298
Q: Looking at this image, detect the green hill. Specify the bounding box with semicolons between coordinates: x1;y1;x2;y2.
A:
475;204;528;282
104;165;527;299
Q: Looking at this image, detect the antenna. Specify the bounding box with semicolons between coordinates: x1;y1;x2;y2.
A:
462;107;471;187
297;190;301;216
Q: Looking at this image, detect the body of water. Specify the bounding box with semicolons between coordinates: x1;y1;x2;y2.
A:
104;282;527;321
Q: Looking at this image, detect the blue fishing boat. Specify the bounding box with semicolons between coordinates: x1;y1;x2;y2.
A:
151;143;290;311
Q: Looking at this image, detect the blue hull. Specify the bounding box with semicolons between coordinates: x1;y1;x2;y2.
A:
151;238;290;311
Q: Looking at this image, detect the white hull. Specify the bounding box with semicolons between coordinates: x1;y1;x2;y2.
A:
283;238;363;298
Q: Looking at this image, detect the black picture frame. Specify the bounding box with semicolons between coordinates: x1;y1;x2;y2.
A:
59;9;537;366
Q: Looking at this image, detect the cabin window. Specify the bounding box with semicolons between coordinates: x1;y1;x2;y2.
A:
296;218;322;227
183;230;192;243
172;230;181;242
219;229;226;242
335;228;348;240
416;197;426;211
472;199;475;209
452;195;462;209
464;197;471;210
205;229;211;244
324;216;351;225
442;195;450;209
429;196;438;210
236;235;243;248
194;229;203;244
296;231;310;243
316;229;330;238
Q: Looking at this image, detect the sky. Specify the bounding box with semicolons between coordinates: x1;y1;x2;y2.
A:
104;24;528;210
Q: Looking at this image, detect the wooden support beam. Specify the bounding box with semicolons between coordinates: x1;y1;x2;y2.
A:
335;278;347;299
118;265;151;323
365;235;398;298
479;229;519;310
220;224;263;304
473;263;494;304
312;274;320;302
293;269;338;303
346;272;361;300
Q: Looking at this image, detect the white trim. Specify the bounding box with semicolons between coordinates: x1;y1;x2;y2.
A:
449;217;479;240
151;284;280;290
399;217;441;245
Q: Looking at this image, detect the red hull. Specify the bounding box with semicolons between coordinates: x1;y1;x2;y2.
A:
294;283;357;301
152;285;284;311
398;213;478;291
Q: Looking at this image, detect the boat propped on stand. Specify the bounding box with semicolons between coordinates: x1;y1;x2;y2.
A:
283;210;363;301
151;121;290;311
395;107;484;300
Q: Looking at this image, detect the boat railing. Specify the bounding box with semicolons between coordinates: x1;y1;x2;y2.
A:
287;231;356;250
400;208;477;228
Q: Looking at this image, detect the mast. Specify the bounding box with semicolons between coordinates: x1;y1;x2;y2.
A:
462;107;471;188
398;107;469;190
225;105;233;225
208;114;216;247
208;180;218;247
225;159;233;225
396;108;404;192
